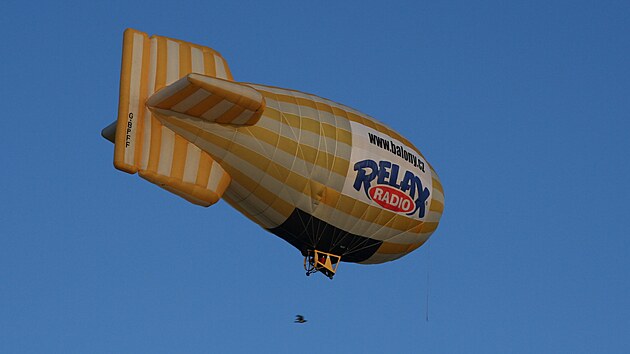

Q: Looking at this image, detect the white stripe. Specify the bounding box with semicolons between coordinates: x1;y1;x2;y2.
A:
229;132;347;187
193;138;414;241
383;229;432;245
156;40;181;176
158;114;428;238
191;47;204;74
225;182;287;223
159;112;348;188
214;55;228;79
222;81;259;102
431;189;445;203
171;89;211;112
141;37;158;170
146;78;190;107
251;84;382;129
264;97;350;133
161;119;419;240
157;126;175;175
166;40;180;85
182;144;201;183
191;74;261;102
322;203;413;241
256;115;352;157
207;160;224;191
423;210;443;224
224;186;285;228
201;99;233;121
231;110;254;125
125;33;144;166
224;181;247;203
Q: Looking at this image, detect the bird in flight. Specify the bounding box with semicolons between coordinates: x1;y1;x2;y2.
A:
294;315;307;323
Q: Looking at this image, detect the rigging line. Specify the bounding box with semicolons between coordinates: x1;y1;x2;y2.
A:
338;210;399;256
282;92;311;245
339;237;380;256
292;91;321;249
314;102;341;249
272;91;314;247
333;165;425;255
333;198;387;255
310;101;327;248
330;230;354;257
326;107;356;250
275;221;313;253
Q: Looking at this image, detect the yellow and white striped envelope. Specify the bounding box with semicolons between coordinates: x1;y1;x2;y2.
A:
105;29;444;271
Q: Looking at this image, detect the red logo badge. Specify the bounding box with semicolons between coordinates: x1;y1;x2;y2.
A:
368;185;415;213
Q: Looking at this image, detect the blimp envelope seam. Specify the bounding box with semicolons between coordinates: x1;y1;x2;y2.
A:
251;85;420;155
189;134;426;240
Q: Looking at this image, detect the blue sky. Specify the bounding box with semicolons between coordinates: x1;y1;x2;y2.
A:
1;1;629;352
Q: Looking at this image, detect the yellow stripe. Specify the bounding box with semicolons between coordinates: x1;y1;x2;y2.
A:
245;111;262;125
153;83;198;109
147;118;163;173
222;194;275;228
241;126;349;176
429;199;444;213
156;35;223;57
221;55;234;80
163;115;420;231
170;134;188;180
376;239;427;255
186;93;223;117
179;42;191;77
264;89;423;157
261;95;352;143
253;84;405;136
262;107;352;145
216;105;246;124
161;42;196;181
196;152;212;187
432;178;444;194
229;169;294;217
421;221;439;233
188;76;262;111
220;137;421;232
147;37;168;172
139;170;222;206
160;115;433;233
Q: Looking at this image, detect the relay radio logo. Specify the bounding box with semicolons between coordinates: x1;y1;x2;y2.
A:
352;159;431;219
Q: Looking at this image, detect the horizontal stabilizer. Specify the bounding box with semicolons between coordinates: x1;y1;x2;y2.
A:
139;152;231;207
147;74;265;126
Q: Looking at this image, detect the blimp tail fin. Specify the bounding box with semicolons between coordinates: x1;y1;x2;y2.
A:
109;28;233;206
147;74;265;126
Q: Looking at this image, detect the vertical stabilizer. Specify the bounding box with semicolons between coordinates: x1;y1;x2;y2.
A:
109;29;233;206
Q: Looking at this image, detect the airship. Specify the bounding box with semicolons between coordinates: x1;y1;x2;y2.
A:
102;29;444;279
